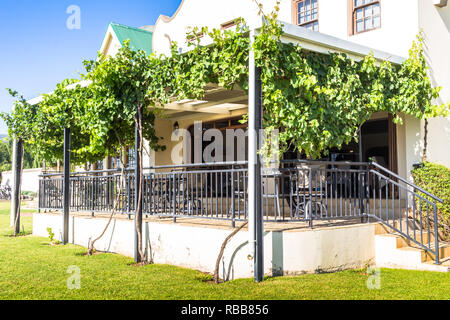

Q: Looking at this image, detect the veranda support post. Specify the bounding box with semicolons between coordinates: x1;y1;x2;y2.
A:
248;29;264;283
10;138;17;227
12;138;24;235
62;127;71;245
134;104;143;263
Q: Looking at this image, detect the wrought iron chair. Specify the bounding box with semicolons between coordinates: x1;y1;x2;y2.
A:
290;164;328;220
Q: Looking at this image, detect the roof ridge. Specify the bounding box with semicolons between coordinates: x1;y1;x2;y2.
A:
109;22;153;34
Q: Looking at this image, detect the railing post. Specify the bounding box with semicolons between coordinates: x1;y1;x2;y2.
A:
309;168;313;229
359;171;367;223
231;165;235;228
172;173;177;223
91;176;95;217
38;178;42;213
433;204;440;264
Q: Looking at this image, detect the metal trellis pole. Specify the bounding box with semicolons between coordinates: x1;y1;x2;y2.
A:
62;128;71;244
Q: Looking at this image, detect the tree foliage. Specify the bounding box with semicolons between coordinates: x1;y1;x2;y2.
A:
412;162;450;241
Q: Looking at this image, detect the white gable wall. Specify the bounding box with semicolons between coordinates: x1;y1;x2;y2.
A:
152;0;291;56
99;25;123;57
153;0;419;58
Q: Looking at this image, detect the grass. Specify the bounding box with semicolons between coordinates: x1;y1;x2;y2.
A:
0;202;448;300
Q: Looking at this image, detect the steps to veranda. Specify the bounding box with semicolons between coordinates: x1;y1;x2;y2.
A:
375;222;450;272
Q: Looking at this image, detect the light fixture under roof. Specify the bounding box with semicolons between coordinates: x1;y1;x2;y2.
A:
434;0;448;7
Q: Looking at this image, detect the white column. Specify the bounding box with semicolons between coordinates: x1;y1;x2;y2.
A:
248;29;256;263
248;29;264;282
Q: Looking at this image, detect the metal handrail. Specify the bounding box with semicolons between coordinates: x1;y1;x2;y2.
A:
370;162;444;203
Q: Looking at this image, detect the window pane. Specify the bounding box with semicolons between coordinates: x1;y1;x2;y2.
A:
301;21;318;32
356;19;364;32
306;13;311;22
373;15;380;27
312;9;318;20
356;8;364;20
373;3;380;15
312;0;318;8
306;0;311;11
364;5;372;17
298;2;304;13
313;21;319;31
365;17;373;29
355;0;363;7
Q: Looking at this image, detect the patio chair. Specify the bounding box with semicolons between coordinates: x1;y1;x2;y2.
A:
290;164;328;220
262;168;283;220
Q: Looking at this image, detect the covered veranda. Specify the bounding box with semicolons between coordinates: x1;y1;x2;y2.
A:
37;20;444;280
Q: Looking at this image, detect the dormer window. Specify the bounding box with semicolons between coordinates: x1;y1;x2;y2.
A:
293;0;319;32
351;0;381;34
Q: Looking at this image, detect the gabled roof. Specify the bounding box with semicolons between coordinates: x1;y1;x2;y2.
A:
109;22;153;55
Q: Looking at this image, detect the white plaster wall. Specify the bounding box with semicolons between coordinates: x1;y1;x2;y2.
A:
152;0;292;56
153;0;418;58
404;114;423;182
100;25;123;57
419;1;450;168
424;117;450;168
318;0;419;57
2;168;42;193
33;213;376;279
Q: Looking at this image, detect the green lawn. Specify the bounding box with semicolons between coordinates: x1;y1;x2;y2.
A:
0;202;448;300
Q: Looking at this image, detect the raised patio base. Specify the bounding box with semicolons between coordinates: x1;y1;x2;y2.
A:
33;212;377;279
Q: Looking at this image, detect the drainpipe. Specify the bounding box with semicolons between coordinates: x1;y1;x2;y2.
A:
248;29;264;283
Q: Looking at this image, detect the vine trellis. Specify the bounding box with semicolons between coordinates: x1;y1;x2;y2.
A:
3;5;448;164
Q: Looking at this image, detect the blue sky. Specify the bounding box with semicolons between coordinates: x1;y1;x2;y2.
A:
0;0;182;134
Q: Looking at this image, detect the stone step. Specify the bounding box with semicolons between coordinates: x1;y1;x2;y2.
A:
374;232;450;272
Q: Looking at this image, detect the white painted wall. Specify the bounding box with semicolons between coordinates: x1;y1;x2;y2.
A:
419;1;450;168
152;0;292;56
317;0;418;58
33;213;376;279
100;25;123;57
153;0;418;58
1;168;42;193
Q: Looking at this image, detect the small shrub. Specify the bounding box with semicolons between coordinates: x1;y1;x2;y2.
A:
21;191;37;197
46;227;61;245
412;162;450;241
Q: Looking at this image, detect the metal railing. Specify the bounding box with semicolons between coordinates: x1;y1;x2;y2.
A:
38;160;444;263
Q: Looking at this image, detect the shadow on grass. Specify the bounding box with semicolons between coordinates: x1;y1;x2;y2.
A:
4;231;32;238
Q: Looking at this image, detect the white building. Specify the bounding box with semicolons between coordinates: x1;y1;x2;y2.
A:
33;0;450;278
